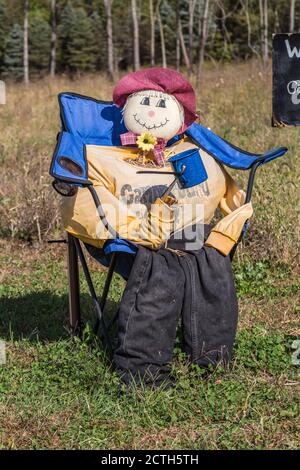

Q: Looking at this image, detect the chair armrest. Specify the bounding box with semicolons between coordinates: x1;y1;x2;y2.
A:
50;131;91;186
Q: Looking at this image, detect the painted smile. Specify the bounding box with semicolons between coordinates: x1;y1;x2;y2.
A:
133;114;170;130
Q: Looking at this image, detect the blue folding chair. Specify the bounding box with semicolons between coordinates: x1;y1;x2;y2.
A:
49;92;288;355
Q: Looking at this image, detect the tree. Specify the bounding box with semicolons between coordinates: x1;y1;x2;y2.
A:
29;13;51;76
66;8;98;72
50;0;57;76
197;0;210;82
175;0;180;70
23;0;29;83
0;0;8;71
290;0;296;31
131;0;140;70
149;0;155;66
3;23;24;79
259;0;269;65
103;0;114;80
178;18;190;70
90;11;105;71
157;4;167;67
58;3;97;73
188;0;197;75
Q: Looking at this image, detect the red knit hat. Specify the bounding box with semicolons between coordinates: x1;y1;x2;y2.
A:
113;67;198;131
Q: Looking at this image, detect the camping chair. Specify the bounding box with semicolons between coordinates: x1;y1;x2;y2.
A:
49;92;288;356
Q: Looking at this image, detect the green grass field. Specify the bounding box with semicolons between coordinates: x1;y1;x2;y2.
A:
0;62;299;449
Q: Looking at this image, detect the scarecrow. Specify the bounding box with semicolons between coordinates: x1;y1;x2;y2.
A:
61;68;253;387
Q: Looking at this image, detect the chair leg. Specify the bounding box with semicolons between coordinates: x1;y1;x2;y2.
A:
94;252;118;335
230;161;262;261
73;237;113;357
67;233;82;337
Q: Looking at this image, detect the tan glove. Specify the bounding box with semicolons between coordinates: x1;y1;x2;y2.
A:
205;202;253;256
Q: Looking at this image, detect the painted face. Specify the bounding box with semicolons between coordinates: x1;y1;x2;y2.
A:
123;90;184;140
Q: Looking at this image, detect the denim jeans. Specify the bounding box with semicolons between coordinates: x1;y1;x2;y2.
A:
113;227;238;386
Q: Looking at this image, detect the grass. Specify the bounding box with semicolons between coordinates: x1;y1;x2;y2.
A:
0;239;299;450
0;61;299;449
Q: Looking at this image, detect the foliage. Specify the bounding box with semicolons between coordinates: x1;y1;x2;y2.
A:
0;0;299;79
0;0;8;70
2;23;23;80
29;13;51;75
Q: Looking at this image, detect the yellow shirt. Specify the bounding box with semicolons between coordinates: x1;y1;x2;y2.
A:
60;138;253;255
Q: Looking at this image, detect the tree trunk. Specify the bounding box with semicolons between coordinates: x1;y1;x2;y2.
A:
241;0;260;58
290;0;296;32
188;0;196;75
157;9;167;68
131;0;140;70
274;8;280;33
23;0;29;84
175;0;180;71
263;0;268;65
50;0;56;77
259;0;268;65
104;0;114;80
197;0;210;82
178;20;190;71
149;0;155;66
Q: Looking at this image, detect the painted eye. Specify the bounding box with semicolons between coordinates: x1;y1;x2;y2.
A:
140;97;150;106
156;99;166;108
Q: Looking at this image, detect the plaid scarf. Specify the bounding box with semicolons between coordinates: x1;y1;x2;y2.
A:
120;131;167;166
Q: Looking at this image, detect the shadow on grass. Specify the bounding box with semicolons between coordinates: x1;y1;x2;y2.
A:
0;291;119;342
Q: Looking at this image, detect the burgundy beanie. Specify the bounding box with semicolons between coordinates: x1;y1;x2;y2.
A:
113;67;198;131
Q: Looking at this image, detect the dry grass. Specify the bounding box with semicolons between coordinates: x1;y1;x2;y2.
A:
0;61;299;264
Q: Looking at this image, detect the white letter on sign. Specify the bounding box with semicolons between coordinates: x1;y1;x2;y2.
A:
285;39;300;58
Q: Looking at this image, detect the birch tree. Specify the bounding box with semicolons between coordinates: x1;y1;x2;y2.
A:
23;0;29;84
240;0;260;58
259;0;268;65
178;19;190;71
188;0;197;75
103;0;114;80
131;0;140;70
175;0;180;70
157;7;167;68
262;0;268;65
290;0;296;32
149;0;155;66
197;0;210;82
50;0;56;76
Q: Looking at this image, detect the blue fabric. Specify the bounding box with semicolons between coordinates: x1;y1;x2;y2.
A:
169;148;208;188
51;131;89;184
104;238;138;256
186;123;288;170
59;93;127;146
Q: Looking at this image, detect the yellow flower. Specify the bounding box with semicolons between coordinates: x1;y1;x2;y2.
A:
136;132;157;152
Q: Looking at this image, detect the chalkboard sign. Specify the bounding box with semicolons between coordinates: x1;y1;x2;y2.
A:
273;33;300;126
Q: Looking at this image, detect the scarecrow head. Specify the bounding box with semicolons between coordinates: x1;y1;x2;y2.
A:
113;67;198;142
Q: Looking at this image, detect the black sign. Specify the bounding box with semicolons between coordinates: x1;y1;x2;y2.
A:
273;33;300;126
